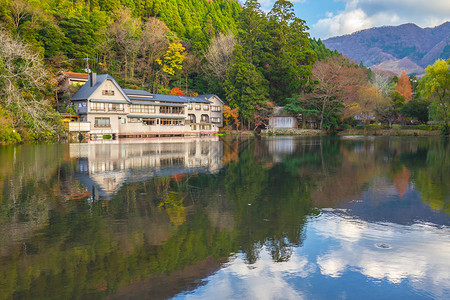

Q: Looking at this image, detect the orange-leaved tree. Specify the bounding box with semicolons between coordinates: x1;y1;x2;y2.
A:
396;71;412;102
169;87;187;96
223;105;240;129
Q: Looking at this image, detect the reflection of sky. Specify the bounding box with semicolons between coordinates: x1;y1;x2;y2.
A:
173;211;450;299
343;179;450;226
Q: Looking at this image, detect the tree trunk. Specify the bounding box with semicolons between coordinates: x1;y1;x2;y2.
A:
320;100;327;130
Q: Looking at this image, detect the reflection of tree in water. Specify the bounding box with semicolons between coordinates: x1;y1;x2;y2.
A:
2;137;448;299
159;192;186;226
399;138;450;214
225;139;318;263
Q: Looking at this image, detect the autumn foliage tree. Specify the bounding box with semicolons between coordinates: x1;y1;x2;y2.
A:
169;87;187;96
156;42;186;87
352;86;390;130
309;56;366;130
253;101;274;129
396;71;413;102
223;105;240;129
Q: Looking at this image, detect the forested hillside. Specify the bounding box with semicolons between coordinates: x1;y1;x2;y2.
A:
0;0;240;66
1;0;331;140
4;0;445;143
0;0;241;142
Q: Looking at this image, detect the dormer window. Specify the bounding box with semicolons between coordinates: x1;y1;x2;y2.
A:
102;90;115;96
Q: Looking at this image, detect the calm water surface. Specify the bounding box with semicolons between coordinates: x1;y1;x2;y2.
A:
0;136;449;300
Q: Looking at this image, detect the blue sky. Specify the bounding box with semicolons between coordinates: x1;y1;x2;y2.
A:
256;0;450;39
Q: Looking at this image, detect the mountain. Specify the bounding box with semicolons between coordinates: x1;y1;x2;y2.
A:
323;22;450;75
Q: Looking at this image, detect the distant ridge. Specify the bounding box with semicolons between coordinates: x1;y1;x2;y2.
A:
323;22;450;75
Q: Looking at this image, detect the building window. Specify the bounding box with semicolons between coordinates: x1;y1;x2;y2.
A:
131;104;155;114
160;106;184;114
120;118;126;124
94;117;110;127
195;104;201;110
131;104;140;113
187;114;196;124
90;102;105;111
160;106;170;114
102;90;115;96
199;124;211;130
143;118;155;125
211;117;221;123
200;114;209;123
108;103;124;112
211;106;221;112
188;103;193;110
203;105;209;111
161;119;184;126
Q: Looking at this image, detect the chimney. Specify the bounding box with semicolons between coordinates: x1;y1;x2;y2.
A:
90;73;97;87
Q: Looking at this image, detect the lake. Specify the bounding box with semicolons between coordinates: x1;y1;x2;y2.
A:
0;136;449;299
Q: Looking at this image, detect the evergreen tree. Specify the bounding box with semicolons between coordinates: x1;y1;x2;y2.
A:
263;0;316;104
224;45;269;124
237;0;268;65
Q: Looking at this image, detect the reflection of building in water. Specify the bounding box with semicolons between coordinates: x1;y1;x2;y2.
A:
267;136;296;154
70;137;223;200
266;136;297;163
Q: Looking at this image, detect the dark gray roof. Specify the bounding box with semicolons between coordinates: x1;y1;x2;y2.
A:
128;96;155;101
71;75;221;105
272;106;293;117
152;94;196;103
71;74;131;103
123;89;153;96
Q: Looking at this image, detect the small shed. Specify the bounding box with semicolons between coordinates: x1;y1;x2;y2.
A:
268;106;297;129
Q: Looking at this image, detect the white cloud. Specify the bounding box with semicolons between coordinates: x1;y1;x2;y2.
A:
312;0;450;38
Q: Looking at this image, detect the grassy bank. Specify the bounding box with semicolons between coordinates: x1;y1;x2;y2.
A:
338;128;441;136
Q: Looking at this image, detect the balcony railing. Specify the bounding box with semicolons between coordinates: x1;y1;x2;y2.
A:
64;122;91;132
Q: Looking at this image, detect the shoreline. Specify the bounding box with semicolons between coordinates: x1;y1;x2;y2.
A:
0;129;445;145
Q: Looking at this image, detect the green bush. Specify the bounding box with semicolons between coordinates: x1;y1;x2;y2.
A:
392;124;401;130
367;124;383;130
102;134;112;139
0;108;22;144
397;125;439;131
329;130;338;136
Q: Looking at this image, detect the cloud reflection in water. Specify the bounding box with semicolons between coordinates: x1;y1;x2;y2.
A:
175;211;450;299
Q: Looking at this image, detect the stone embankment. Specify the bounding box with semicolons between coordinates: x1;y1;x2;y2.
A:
262;128;323;135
